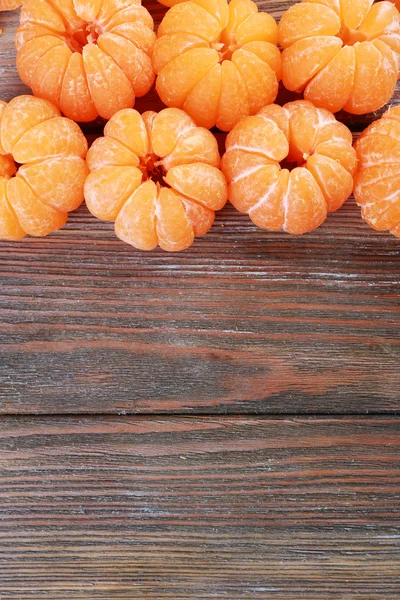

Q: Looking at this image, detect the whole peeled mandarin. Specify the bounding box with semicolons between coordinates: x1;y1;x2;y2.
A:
16;0;156;121
279;0;400;115
85;107;228;251
354;105;400;238
0;96;88;241
222;100;358;235
153;0;281;131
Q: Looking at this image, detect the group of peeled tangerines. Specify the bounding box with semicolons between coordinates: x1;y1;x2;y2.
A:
0;0;399;250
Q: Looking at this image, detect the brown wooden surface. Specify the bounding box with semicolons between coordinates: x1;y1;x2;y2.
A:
0;4;399;414
0;2;399;597
0;416;399;599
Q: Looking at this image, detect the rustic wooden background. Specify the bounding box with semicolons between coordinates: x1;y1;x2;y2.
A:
0;1;399;598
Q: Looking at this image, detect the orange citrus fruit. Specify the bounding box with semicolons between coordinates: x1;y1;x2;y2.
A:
354;105;400;238
153;0;281;131
0;96;88;241
222;100;358;235
0;0;21;11
85;107;228;251
16;0;156;122
279;0;400;115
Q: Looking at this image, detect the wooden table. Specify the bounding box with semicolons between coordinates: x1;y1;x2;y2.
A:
1;2;399;598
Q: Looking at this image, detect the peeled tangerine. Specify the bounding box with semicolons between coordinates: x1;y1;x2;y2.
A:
222;100;358;235
354;106;400;238
153;0;281;131
85;108;228;251
0;1;21;10
0;96;88;241
279;0;400;114
16;0;155;122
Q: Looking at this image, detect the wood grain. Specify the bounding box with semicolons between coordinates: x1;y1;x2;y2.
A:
0;416;399;599
0;3;399;414
1;196;399;413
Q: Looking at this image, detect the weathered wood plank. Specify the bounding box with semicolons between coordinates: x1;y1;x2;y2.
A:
0;416;399;598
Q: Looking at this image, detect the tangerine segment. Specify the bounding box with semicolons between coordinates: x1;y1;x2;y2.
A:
354;1;400;72
164;163;227;210
183;63;222;130
152;33;208;74
16;36;66;89
283;168;327;235
226;114;288;163
82;44;135;121
304;46;356;114
354;106;400;238
0;95;60;155
156;187;195;252
157;0;229;23
12;117;88;163
231;47;278;114
105;108;149;157
60;53;98;123
216;59;249;132
18;157;88;212
19;0;66;33
85;166;143;220
153;0;280;131
16;0;156;121
85;107;228;251
222;100;357;235
343;41;397;115
161;128;220;170
248;169;288;232
114;180;158;251
307;153;354;212
7;177;68;237
73;0;103;22
147;107;195;157
361;198;400;236
86;137;140;170
156;48;219;108
31;44;72;107
180;197;215;236
97;33;154;98
0;95;87;241
279;0;400;115
0;179;26;241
